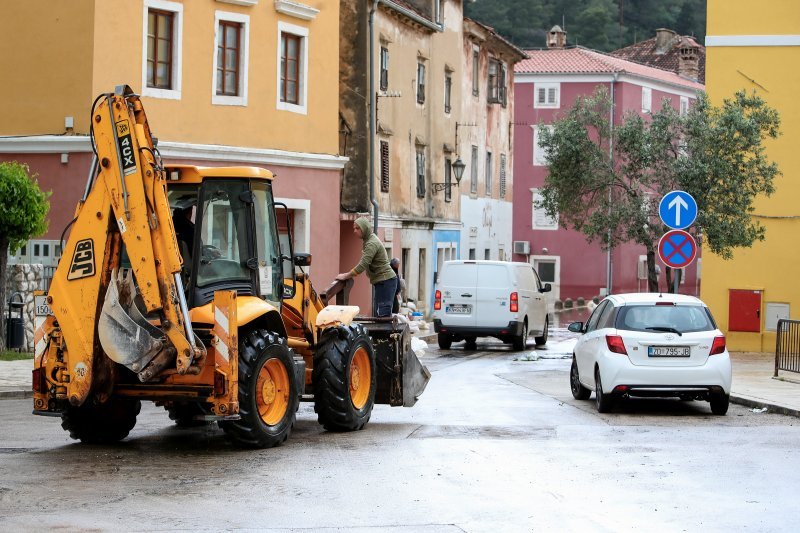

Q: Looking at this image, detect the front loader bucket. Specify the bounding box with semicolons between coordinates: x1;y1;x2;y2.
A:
98;269;165;374
363;319;431;407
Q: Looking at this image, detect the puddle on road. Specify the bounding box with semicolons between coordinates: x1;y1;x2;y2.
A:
409;425;556;440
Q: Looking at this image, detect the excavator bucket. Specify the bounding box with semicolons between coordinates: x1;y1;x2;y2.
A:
98;269;166;375
365;319;431;407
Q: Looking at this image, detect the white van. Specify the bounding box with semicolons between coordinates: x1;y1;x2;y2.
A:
432;260;551;350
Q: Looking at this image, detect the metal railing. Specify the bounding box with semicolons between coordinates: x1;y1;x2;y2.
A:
775;319;800;376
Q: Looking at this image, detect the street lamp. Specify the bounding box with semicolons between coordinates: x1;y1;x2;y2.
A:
432;157;465;193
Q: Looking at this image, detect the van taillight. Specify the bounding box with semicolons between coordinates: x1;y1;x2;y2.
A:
434;290;442;311
510;292;518;312
709;335;726;355
606;335;628;355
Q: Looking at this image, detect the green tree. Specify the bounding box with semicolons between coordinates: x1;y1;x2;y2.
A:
536;88;780;293
0;162;50;349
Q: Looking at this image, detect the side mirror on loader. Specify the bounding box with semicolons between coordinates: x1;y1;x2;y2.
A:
293;253;312;267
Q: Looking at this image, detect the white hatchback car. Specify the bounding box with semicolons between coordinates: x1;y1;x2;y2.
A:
568;293;732;415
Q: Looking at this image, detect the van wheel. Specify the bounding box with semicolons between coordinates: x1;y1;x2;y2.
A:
512;321;528;351
535;316;549;347
438;333;452;350
464;336;477;350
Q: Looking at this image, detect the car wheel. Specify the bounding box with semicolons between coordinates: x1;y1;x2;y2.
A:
438;333;452;350
570;357;591;400
512;321;528;351
710;393;730;415
594;367;614;413
534;316;549;347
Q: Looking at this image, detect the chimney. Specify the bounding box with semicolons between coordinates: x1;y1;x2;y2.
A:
547;25;567;49
678;37;700;81
655;28;677;54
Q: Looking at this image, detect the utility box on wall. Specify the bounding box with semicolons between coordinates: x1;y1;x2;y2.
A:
729;289;762;332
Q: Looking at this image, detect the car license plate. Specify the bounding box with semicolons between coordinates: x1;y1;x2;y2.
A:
648;346;690;357
446;304;471;314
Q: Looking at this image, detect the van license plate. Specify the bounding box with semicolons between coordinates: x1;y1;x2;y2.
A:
648;346;690;357
446;304;471;314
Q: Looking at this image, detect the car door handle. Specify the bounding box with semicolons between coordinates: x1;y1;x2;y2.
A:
522;295;530;299
461;293;472;298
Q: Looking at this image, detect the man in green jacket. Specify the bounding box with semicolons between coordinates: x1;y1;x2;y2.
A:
336;217;397;317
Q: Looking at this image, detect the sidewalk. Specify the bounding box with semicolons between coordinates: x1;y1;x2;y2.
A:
5;345;800;417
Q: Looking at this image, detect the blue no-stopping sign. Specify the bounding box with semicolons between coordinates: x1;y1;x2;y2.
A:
659;190;697;230
658;230;697;269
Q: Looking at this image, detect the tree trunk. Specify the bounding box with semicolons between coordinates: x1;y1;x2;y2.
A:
646;247;659;293
0;236;8;350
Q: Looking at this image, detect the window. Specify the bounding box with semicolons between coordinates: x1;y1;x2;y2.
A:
469;248;475;260
484;249;491;260
470;145;478;194
532;189;558;230
417;62;426;104
487;59;501;103
212;11;249;106
680;96;689;116
147;9;173;89
485;151;492;196
380;141;390;192
142;0;183;99
533;125;553;166
500;64;507;107
444;71;452;114
499;154;507;197
534;82;559;108
217;21;241;96
472;48;479;96
416;146;426;198
277;22;308;114
642;87;652;112
380;46;389;91
444;157;452;203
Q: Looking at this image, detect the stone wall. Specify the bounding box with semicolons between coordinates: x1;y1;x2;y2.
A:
4;264;43;352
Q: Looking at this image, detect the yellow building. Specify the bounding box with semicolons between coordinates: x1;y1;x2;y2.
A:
703;0;800;351
0;0;346;285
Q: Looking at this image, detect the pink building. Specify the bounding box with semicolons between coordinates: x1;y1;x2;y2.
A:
512;27;704;305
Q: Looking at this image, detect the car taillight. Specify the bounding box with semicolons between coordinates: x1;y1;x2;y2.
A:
510;292;518;312
709;335;726;355
434;290;442;311
606;335;628;355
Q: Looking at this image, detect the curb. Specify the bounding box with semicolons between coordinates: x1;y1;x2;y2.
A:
0;390;33;400
729;393;800;418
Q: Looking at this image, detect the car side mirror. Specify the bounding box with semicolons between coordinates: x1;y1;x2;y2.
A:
294;252;312;267
568;321;584;333
541;283;551;293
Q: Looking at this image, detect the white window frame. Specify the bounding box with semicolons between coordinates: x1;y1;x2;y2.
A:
141;0;183;100
531;255;560;286
533;82;560;108
531;188;558;230
212;10;250;106
276;21;309;115
532;125;553;167
641;86;652;113
680;96;689;116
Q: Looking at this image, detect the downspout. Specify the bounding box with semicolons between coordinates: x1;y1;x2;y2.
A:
606;72;618;295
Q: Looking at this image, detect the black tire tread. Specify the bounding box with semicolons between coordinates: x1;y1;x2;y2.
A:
438;333;452;350
535;316;549;347
61;396;141;444
570;358;591;400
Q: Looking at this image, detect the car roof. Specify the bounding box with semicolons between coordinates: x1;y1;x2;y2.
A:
443;260;530;267
605;292;706;306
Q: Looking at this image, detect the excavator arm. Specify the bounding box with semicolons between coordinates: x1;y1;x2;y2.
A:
46;86;201;406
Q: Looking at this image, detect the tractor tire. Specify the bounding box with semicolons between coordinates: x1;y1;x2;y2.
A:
166;401;209;427
313;323;376;432
220;330;299;448
61;396;141;444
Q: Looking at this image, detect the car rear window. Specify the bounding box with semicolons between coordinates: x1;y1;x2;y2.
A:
615;304;716;333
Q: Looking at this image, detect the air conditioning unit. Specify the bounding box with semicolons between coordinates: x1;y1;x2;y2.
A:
513;241;530;255
637;255;647;280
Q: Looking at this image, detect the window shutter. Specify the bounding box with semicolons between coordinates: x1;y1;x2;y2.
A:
380;141;389;192
499;154;507;197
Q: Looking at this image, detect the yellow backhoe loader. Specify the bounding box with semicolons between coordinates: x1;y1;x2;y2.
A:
32;85;429;448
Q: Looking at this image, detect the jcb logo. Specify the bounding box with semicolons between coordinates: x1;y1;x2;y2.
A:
67;239;95;280
115;119;137;176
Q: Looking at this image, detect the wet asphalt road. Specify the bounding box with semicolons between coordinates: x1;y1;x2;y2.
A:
1;329;798;532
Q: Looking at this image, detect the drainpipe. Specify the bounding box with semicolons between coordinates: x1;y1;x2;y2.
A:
606;72;618;295
368;1;442;234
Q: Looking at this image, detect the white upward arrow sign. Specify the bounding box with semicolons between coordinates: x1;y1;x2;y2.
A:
668;195;689;227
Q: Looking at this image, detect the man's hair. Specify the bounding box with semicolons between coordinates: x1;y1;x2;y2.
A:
390;258;400;268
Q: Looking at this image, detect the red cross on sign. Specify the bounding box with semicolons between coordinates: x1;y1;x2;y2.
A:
658;230;697;269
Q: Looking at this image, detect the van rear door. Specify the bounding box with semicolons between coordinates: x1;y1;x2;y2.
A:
439;262;477;328
476;264;512;328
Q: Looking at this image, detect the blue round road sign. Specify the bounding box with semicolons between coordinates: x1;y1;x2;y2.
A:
659;190;697;230
658;230;697;269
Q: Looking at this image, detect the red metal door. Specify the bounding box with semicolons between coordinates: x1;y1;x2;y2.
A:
729;289;762;332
